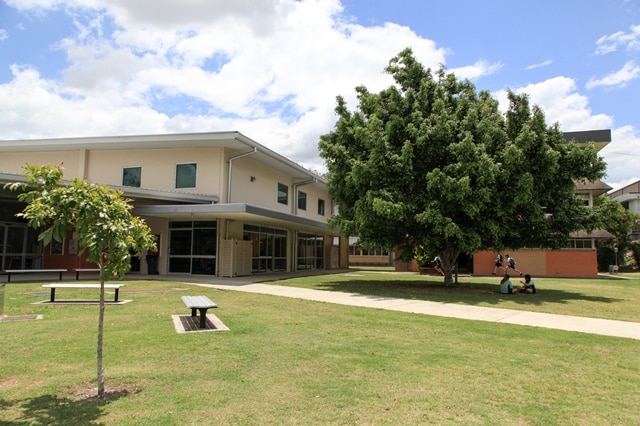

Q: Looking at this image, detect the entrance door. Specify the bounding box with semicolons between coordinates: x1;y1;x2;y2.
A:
1;222;43;271
168;221;216;275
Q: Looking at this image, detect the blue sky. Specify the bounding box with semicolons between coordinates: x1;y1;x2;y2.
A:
1;0;639;191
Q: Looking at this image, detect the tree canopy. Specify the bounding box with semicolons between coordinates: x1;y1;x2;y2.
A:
6;163;156;397
319;48;606;285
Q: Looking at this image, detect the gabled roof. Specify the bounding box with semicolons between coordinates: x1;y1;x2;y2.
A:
608;179;640;201
574;178;612;196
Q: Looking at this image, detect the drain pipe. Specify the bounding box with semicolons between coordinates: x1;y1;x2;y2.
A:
292;178;317;215
291;177;317;273
227;147;257;203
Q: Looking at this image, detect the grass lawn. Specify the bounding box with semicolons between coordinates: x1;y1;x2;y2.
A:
1;274;639;425
267;269;640;322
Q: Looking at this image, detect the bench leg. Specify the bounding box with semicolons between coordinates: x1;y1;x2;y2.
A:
114;288;120;302
50;288;56;303
198;308;209;328
7;273;11;283
59;271;63;281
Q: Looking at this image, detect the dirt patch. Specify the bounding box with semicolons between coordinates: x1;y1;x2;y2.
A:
70;383;140;401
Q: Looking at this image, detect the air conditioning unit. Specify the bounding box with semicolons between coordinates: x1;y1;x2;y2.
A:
222;239;252;277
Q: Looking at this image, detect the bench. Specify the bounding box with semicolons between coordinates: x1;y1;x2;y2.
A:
181;295;218;329
74;268;101;280
42;283;126;302
6;269;67;282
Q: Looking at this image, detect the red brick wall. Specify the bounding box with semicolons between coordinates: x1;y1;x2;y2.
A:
472;249;598;277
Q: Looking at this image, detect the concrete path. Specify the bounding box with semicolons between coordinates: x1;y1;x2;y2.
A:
184;280;640;341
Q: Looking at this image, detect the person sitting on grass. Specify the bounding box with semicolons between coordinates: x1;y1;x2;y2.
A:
516;274;537;294
499;274;513;294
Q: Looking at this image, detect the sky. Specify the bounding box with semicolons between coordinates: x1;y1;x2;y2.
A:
1;0;639;192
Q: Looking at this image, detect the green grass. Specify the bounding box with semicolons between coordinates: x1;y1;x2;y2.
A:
1;274;639;425
266;270;640;322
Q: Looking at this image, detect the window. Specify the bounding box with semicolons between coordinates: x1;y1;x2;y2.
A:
298;191;307;211
569;239;594;249
297;232;324;270
278;183;288;205
244;225;288;273
176;163;197;188
575;193;590;207
318;199;325;216
122;167;142;187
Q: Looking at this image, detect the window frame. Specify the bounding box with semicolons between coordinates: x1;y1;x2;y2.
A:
122;166;142;188
297;190;307;211
175;162;198;189
277;183;289;205
317;198;325;216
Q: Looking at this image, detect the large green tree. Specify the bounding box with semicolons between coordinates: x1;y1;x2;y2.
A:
319;48;606;285
6;164;156;398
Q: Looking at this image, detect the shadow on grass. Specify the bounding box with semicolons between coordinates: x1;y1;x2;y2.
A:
0;388;132;425
308;278;622;307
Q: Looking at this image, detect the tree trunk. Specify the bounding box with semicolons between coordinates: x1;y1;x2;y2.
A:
97;265;105;398
441;249;460;286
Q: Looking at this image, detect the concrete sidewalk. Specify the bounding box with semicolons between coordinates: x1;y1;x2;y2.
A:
184;280;640;341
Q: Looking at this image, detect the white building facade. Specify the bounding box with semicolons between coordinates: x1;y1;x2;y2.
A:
0;132;348;277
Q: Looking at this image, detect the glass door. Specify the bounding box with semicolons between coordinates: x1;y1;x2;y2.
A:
168;221;217;275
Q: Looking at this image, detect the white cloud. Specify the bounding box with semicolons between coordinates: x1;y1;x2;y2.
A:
594;24;640;55
494;76;613;131
586;60;640;89
525;59;552;70
451;59;502;80
493;77;639;191
0;29;8;41
2;0;632;183
0;0;450;171
599;125;640;190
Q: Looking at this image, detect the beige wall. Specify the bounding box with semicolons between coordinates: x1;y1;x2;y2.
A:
0;151;83;178
1;147;334;225
231;156;331;224
85;148;225;194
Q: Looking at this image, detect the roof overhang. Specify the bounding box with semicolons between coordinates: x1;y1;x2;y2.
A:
570;229;615;240
133;203;340;236
563;129;611;152
0;131;326;189
610;193;640;203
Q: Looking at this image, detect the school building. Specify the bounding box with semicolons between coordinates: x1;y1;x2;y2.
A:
608;179;640;241
0;132;349;278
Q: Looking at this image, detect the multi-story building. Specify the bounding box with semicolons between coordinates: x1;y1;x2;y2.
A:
608;179;640;240
0;132;348;277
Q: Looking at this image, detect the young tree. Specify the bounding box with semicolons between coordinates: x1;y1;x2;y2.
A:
319;48;606;285
6;164;156;398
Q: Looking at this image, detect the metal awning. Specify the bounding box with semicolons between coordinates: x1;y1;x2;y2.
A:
133;203;340;236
